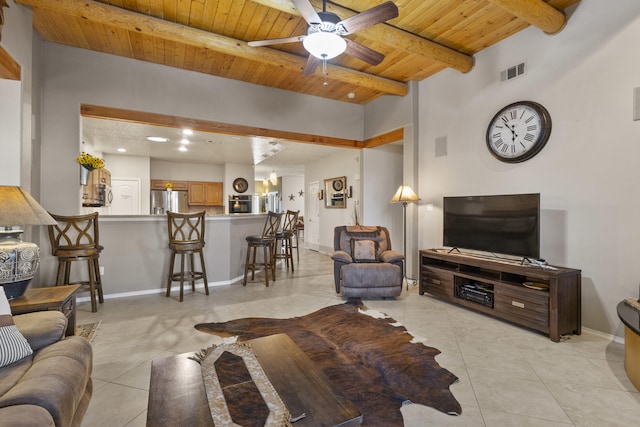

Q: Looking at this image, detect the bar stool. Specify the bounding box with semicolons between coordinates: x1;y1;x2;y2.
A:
47;212;104;312
274;210;299;271
292;215;304;262
166;211;208;302
243;211;282;287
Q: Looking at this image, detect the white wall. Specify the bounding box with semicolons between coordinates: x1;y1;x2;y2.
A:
0;79;21;185
418;0;640;337
0;0;35;188
305;150;361;252
281;175;305;216
361;144;403;249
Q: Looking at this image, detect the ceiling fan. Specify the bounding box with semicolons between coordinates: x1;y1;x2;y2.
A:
248;0;398;76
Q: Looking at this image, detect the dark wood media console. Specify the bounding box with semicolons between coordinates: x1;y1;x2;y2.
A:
419;249;581;342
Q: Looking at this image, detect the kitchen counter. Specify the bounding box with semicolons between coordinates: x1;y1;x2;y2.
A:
98;213;266;221
38;214;267;298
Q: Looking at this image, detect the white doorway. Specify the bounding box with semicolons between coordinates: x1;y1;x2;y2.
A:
111;179;141;215
306;181;320;251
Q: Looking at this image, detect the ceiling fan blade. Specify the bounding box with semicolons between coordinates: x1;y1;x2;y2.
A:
344;39;385;66
292;0;322;25
248;36;304;47
338;1;399;34
302;55;321;76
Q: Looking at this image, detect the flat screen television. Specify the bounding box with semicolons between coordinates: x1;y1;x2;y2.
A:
443;193;540;259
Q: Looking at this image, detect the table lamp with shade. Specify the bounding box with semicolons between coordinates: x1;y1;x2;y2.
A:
0;186;57;300
390;185;421;284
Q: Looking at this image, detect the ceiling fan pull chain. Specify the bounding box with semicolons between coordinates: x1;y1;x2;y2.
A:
322;57;329;87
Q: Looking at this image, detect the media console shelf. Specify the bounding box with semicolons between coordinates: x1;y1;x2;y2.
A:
419;249;581;342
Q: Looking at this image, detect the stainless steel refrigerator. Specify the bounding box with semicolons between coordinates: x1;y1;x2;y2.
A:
150;190;188;214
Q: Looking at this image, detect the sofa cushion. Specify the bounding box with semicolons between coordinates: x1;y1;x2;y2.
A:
350;239;378;262
0;404;55;426
341;263;402;288
0;336;92;427
0;287;33;368
380;250;404;263
0;355;31;397
13;311;67;352
331;250;352;263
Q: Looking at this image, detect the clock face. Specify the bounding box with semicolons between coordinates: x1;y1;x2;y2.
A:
232;177;248;193
486;101;551;163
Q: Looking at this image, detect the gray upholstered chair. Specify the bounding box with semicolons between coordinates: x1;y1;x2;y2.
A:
331;225;404;298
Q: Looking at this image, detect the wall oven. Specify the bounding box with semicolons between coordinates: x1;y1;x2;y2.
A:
229;195;252;214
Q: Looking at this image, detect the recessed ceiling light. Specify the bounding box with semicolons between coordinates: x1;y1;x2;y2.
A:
182;129;193;135
347;92;355;99
117;148;126;152
180;138;190;145
179;146;187;152
146;136;168;142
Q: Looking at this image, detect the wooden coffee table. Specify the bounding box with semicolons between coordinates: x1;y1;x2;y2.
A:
147;333;362;426
9;285;80;337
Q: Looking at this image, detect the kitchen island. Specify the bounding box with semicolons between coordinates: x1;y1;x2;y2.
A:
38;214;267;299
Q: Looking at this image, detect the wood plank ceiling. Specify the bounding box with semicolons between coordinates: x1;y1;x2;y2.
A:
16;0;580;105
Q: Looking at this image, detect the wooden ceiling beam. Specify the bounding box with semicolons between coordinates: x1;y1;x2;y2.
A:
0;45;21;80
253;0;474;73
17;0;408;97
487;0;567;34
80;104;364;149
363;128;403;148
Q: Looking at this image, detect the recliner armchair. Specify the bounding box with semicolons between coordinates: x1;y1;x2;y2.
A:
331;225;404;298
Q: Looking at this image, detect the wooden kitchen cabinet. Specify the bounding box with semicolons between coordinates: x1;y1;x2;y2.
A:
150;180;188;191
188;181;223;206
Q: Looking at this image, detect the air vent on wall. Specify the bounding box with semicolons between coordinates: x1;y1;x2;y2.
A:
500;61;526;82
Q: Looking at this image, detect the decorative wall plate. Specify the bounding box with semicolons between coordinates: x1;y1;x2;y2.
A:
233;177;248;193
332;179;344;191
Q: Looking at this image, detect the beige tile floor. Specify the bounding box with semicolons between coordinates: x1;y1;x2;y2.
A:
77;247;640;426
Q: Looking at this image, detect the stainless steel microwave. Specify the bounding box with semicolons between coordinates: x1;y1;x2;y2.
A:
229;195;251;214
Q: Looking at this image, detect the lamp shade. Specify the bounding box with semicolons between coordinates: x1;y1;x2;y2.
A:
390;185;421;204
0;186;56;227
303;32;347;60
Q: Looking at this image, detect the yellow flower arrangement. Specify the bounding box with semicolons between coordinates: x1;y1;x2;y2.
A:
76;152;104;171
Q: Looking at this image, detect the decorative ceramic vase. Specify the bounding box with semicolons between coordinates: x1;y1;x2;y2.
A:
80;166;90;185
0;237;40;300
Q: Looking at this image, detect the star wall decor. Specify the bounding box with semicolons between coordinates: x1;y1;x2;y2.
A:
289;194;295;201
298;190;304;197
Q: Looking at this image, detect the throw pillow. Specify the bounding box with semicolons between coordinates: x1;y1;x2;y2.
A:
0;286;33;368
350;239;378;263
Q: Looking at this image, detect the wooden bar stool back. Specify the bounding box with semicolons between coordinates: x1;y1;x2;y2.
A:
274;210;299;272
243;211;282;287
47;212;103;312
166;211;209;302
292;215;304;261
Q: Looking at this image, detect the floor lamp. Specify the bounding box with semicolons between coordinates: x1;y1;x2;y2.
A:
391;185;421;287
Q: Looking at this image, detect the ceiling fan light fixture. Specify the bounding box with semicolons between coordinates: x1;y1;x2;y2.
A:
303;32;346;60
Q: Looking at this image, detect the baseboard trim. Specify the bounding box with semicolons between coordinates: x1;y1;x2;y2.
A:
75;277;242;303
582;326;624;344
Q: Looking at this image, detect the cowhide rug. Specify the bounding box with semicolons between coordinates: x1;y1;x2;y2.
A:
195;300;461;426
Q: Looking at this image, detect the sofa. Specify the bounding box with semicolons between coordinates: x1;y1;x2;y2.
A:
0;310;93;427
331;225;404;298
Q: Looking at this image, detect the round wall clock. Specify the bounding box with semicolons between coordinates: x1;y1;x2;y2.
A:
332;179;344;192
486;101;552;163
232;177;248;193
